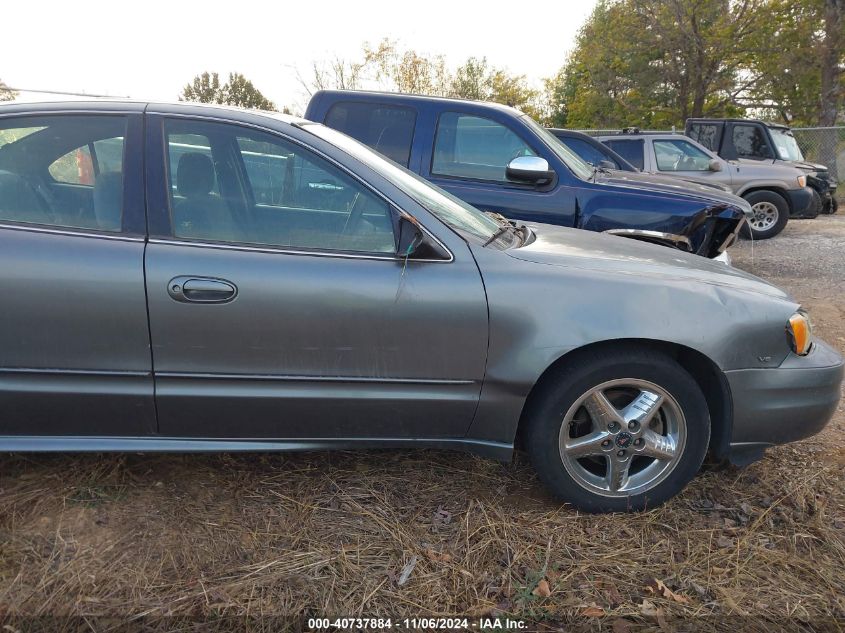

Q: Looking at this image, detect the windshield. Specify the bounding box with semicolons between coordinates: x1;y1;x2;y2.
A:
770;127;805;161
520;115;594;180
304;122;506;243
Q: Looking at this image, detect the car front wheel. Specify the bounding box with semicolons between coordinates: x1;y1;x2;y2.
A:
525;348;710;513
741;191;789;239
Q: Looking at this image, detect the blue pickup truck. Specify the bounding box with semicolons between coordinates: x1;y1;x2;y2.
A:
305;91;749;259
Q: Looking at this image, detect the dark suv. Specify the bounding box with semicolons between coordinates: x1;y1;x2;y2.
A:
686;118;837;216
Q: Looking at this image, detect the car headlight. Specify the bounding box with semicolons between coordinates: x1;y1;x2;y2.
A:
797;175;807;188
786;311;813;356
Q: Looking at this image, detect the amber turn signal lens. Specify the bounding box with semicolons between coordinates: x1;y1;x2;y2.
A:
787;313;812;356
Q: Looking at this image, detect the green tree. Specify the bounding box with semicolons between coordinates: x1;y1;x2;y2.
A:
181;72;275;110
364;39;451;96
450;57;543;120
550;0;764;129
181;71;222;104
0;78;17;102
748;0;844;126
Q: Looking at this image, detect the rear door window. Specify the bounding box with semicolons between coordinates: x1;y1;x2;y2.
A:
603;139;644;170
0;115;127;231
324;102;416;166
687;123;721;152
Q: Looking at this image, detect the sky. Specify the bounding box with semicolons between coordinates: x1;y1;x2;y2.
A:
1;0;597;111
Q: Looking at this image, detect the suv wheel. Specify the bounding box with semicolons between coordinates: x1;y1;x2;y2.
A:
741;191;789;239
525;348;710;513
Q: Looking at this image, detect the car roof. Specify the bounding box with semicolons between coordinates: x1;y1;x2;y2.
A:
596;133;689;141
311;89;524;115
0;99;306;126
687;117;791;130
547;128;595;140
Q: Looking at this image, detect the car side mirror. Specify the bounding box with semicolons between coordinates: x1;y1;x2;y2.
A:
506;156;554;184
708;159;723;172
397;214;451;261
598;159;616;170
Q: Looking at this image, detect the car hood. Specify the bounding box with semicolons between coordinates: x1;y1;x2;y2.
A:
507;222;790;300
597;170;753;217
734;157;814;176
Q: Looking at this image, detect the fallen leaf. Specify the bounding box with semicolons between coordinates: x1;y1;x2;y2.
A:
424;548;452;563
640;598;661;617
532;578;552;598
716;535;733;548
646;578;690;604
581;605;605;617
612;620;632;633
397;555;417;586
714;586;749;616
604;582;624;607
432;507;452;526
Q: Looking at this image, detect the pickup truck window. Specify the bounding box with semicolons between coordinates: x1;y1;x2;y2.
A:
305;123;505;244
732;124;774;160
432;113;536;182
324;102;416;167
653;139;712;172
604;139;645;170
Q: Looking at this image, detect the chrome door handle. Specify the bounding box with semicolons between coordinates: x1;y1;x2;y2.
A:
167;276;237;304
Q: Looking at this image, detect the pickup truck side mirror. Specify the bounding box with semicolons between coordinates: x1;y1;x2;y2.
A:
708;159;723;172
397;214;451;261
598;159;617;170
506;156;555;184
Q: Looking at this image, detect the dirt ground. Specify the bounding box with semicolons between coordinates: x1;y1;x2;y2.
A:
1;216;843;632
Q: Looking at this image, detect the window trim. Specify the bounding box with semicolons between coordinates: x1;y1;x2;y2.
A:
0;111;143;237
324;100;418;168
428;110;545;187
151;113;454;264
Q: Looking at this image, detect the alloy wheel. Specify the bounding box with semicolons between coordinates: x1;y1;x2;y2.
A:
558;379;687;498
749;201;779;231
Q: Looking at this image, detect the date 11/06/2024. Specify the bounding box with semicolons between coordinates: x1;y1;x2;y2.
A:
307;617;528;630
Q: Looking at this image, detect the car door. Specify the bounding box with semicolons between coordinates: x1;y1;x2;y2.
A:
0;108;153;436
143;112;488;440
420;110;576;227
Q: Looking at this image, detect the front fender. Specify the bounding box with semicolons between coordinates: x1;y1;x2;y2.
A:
576;185;745;257
465;245;797;445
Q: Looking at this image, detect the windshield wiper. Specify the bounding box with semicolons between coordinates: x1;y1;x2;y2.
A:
591;164;612;183
483;224;517;246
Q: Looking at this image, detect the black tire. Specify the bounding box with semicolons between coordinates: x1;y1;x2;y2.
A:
802;189;822;219
820;195;838;215
525;347;710;513
740;190;789;240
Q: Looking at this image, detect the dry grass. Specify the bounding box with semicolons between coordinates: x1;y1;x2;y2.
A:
1;218;844;632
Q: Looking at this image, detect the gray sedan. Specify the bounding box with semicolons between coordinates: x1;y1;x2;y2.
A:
0;100;841;512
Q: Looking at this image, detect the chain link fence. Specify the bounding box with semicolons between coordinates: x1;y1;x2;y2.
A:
791;127;845;184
